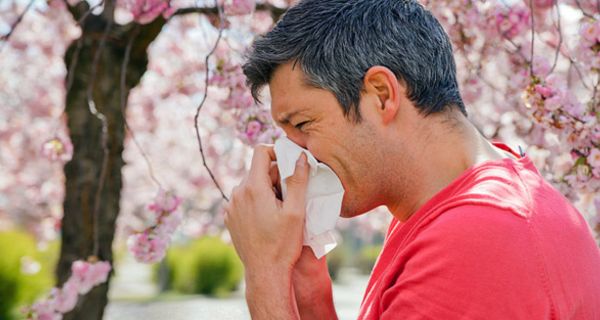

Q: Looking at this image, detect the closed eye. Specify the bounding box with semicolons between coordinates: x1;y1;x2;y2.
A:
294;121;310;130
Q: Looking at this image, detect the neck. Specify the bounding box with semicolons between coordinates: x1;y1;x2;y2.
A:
387;111;505;222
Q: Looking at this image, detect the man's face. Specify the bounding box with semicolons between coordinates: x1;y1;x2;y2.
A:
269;62;386;218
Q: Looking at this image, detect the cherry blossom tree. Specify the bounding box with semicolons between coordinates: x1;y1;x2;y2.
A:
0;0;598;319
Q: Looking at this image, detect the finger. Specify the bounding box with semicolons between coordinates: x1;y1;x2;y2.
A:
248;144;277;188
269;162;282;199
269;161;280;186
283;153;309;215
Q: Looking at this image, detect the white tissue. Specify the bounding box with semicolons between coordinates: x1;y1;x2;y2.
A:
273;137;345;259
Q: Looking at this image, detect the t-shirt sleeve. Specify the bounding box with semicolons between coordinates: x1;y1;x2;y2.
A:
379;205;551;320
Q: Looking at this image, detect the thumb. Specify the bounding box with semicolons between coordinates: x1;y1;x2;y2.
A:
283;152;309;214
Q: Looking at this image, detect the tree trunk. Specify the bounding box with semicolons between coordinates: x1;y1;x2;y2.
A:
57;3;165;318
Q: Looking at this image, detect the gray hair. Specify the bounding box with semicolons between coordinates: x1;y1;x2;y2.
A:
242;0;467;122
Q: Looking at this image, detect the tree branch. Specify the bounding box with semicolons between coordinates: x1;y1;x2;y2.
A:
194;0;229;202
549;0;562;74
119;25;163;189
78;0;106;26
0;0;35;52
529;0;535;77
174;3;286;20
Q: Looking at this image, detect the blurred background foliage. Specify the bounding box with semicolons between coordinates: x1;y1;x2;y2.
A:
158;237;243;297
0;230;58;319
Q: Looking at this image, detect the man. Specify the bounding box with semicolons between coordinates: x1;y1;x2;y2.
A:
223;0;600;319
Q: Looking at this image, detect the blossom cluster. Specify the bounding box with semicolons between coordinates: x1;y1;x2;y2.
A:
118;0;175;24
576;19;600;72
24;260;111;320
0;0;78;242
127;189;183;263
518;18;600;202
209;44;282;145
418;1;600;234
524;66;600;196
41;137;73;162
117;0;257;25
118;14;252;246
494;3;530;39
222;0;256;16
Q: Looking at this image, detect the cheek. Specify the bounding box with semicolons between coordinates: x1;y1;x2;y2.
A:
304;135;327;161
305;138;344;176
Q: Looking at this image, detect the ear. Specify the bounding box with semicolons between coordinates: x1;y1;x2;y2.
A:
363;66;402;125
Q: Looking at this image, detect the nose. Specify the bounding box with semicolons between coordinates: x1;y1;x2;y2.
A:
283;133;325;163
285;132;308;150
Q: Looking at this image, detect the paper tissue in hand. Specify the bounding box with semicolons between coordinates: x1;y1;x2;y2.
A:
273;137;345;259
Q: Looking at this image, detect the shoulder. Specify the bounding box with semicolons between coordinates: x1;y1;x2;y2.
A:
426;203;529;238
407;204;532;259
379;205;549;318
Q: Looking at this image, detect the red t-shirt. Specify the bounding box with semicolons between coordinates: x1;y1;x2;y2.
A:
358;144;600;319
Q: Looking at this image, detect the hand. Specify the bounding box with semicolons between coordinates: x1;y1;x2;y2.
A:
224;145;309;276
293;246;328;284
293;247;338;320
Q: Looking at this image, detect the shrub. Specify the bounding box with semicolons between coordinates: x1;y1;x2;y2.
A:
0;230;56;320
326;247;346;282
356;245;382;275
165;237;243;297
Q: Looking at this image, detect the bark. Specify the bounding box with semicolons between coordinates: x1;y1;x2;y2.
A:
57;2;164;318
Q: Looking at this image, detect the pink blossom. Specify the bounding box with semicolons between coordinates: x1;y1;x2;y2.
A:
562;99;585;118
120;0;174;25
53;283;78;313
576;20;600;71
532;56;551;77
594;197;600;216
494;4;530;39
208;74;227;87
235;106;280;145
87;261;111;287
24;260;110;319
70;260;112;294
224;90;254;110
148;189;182;214
127;189;184;263
223;0;256;16
256;126;283;144
533;0;555;9
461;76;483;104
552;155;574;176
251;11;275;34
544;95;562;111
588;148;600;170
245;120;263;141
41;137;73;162
127;231;169;263
29;299;62;320
534;84;554;98
581;20;600;45
159;209;183;234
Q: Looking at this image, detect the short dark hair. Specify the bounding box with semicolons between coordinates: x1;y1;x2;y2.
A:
242;0;467;122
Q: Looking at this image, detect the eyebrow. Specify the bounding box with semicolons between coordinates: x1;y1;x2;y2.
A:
276;109;304;126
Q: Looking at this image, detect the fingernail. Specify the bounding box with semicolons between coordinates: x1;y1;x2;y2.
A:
296;153;307;167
